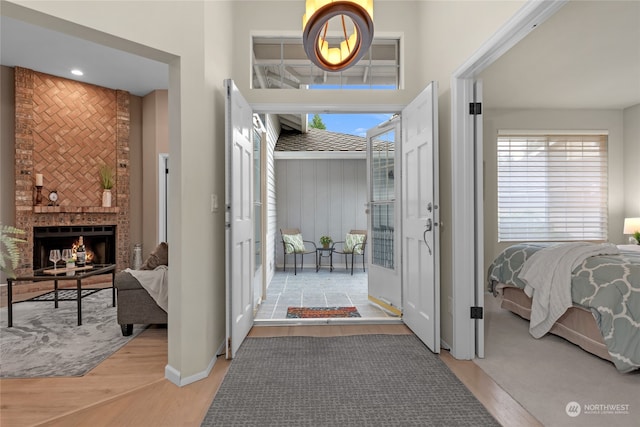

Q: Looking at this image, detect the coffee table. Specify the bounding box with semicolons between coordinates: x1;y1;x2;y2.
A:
6;264;116;327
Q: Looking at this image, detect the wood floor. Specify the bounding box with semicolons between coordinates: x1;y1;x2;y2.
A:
0;324;542;427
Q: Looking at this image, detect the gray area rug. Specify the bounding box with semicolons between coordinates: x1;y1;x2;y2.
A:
202;334;499;426
0;289;145;378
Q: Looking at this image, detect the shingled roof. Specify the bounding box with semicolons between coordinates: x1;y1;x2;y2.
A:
275;128;367;152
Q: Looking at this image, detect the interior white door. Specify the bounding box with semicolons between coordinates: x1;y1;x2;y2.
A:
366;119;402;314
401;82;440;353
225;79;254;359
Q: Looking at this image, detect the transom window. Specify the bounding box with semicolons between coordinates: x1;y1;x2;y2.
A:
252;36;400;90
497;132;608;242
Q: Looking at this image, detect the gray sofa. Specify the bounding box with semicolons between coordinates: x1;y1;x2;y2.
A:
114;271;167;336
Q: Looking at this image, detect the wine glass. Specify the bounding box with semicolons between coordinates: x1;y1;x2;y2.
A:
49;249;61;270
61;249;73;267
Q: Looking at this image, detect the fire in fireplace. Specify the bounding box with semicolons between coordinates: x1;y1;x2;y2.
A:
33;225;116;270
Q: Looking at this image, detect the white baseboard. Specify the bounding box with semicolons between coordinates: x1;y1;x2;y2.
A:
164;340;225;387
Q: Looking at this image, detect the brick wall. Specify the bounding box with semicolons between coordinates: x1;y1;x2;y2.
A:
14;67;130;275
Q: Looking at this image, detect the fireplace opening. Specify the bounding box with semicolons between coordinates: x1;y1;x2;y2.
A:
33;225;116;270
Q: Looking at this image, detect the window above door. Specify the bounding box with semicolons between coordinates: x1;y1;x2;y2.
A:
252;36;400;90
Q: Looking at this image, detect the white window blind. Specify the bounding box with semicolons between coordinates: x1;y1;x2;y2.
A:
497;134;608;242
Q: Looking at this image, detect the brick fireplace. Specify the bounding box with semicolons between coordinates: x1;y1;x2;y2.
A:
13;67;131;276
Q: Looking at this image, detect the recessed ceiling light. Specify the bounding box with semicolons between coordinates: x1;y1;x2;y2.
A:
71;69;84;76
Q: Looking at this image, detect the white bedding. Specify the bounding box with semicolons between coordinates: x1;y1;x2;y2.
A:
518;242;619;338
124;265;168;312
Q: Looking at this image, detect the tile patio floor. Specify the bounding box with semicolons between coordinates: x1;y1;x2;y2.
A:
255;267;396;320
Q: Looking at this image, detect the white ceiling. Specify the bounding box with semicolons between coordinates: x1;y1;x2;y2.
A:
1;1;638;108
0;16;168;97
480;1;640;110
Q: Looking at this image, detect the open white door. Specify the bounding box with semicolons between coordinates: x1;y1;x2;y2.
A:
401;82;440;353
225;79;254;359
366;118;402;314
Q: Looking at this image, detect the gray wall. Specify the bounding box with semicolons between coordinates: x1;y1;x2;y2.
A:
623;104;640;218
275;157;367;269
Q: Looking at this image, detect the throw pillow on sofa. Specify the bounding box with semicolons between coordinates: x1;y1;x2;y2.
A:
140;242;168;270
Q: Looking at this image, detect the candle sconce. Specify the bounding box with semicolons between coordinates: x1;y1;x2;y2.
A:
35;185;43;205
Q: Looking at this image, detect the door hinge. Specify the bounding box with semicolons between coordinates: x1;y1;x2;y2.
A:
470;306;483;319
469;102;482;115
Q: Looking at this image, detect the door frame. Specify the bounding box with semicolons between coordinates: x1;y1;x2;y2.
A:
449;0;568;359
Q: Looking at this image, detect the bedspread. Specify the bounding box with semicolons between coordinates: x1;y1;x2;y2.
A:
487;243;640;373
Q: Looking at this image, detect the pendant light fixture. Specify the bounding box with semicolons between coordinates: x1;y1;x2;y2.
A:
302;0;374;72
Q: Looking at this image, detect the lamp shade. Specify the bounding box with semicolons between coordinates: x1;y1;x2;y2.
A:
623;217;640;234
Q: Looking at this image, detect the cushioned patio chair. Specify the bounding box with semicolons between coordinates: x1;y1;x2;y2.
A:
332;229;367;275
280;228;316;275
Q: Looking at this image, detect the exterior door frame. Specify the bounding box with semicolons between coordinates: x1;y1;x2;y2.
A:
450;0;567;359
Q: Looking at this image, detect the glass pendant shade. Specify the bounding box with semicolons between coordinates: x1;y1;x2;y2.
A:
303;0;374;72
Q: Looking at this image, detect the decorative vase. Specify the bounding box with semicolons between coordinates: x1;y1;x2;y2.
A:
102;189;112;207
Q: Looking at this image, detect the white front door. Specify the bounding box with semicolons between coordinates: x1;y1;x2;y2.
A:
366;119;402;314
225;79;254;359
401;82;440;353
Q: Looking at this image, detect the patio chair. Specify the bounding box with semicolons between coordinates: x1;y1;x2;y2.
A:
280;228;317;275
332;229;367;275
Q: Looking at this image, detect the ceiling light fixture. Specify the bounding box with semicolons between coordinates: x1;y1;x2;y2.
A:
302;0;374;72
71;69;84;76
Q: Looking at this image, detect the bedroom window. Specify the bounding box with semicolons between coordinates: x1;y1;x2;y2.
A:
497;132;608;242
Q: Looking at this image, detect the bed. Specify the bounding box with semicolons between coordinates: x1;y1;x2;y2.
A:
487;242;640;373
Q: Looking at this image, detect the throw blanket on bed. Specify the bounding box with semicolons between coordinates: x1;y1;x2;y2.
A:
519;242;619;339
125;266;168;312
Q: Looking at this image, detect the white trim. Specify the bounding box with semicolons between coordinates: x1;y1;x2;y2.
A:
164;341;225;387
497;129;609;136
449;0;568;360
274;151;366;160
252;104;404;115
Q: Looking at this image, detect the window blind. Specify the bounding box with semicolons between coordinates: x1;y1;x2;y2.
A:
497;134;608;242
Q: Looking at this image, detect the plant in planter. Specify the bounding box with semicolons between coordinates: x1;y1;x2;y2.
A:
320;235;332;248
99;164;114;207
634;231;640;245
0;224;26;278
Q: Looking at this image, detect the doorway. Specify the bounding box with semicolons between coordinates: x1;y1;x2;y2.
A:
255;112;397;322
227;80;440;356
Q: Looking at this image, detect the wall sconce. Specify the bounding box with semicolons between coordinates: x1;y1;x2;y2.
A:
302;0;374;72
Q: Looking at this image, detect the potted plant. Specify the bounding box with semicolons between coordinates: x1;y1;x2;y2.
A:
634;231;640;245
99;164;114;207
0;224;26;278
320;235;332;249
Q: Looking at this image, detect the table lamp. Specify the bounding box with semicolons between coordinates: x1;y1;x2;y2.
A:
623;217;640;244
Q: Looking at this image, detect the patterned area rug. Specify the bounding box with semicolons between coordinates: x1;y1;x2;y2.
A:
286;306;361;318
0;290;145;378
201;335;499;426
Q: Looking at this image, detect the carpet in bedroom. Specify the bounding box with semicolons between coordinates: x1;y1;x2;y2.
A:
475;294;639;427
0;289;145;378
201;334;499;426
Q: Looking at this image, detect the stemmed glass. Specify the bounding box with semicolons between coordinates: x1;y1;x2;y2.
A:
61;249;73;267
49;249;62;270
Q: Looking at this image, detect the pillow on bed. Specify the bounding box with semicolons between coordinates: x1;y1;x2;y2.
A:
140;242;168;270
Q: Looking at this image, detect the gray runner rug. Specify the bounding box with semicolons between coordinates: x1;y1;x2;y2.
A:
0;289;145;378
201;334;499;426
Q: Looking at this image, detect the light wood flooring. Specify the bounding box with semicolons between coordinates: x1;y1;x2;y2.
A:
0;323;542;427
